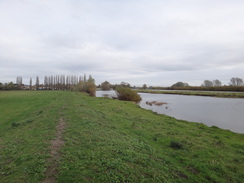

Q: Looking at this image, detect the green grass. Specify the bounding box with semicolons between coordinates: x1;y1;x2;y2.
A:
0;91;243;183
0;91;68;182
136;89;244;98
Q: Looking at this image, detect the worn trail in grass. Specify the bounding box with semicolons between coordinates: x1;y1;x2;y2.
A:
0;91;68;183
42;117;66;183
0;91;243;183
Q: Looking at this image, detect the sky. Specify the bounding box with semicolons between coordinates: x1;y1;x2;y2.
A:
0;0;244;86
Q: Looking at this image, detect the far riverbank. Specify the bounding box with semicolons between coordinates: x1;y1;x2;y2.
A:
136;89;244;98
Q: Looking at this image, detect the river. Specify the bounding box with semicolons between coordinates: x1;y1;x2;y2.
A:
96;90;244;134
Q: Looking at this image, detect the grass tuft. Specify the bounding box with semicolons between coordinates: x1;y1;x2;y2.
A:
169;140;184;149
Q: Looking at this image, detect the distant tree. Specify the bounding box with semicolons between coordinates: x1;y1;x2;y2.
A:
16;76;23;90
36;76;39;90
111;84;118;90
0;82;3;90
6;82;15;90
61;75;65;90
229;77;243;86
101;81;111;90
120;81;131;88
51;75;54;89
142;84;147;89
171;81;189;88
66;75;71;89
213;79;222;87
30;78;32;90
56;75;60;90
79;75;82;83
202;80;213;87
44;76;48;89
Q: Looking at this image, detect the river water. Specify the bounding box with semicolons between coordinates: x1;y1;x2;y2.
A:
96;90;244;134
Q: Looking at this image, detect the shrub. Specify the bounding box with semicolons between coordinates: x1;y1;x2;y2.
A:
115;87;142;103
86;81;96;97
76;75;96;96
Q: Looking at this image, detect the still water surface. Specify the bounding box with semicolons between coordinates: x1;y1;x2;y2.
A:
96;90;244;133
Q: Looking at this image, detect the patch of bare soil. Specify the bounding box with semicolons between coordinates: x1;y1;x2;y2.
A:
42;118;66;183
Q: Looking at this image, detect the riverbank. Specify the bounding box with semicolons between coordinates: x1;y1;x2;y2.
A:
0;91;243;182
137;89;244;98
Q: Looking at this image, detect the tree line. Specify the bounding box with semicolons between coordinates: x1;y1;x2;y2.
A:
0;74;96;96
1;76;244;92
164;77;244;92
98;77;244;92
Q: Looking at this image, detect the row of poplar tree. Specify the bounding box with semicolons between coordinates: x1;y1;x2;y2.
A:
14;74;96;96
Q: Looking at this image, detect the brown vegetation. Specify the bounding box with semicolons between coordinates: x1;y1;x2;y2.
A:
146;101;168;106
116;87;141;103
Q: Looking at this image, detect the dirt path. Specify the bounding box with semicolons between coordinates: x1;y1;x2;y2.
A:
42;118;66;183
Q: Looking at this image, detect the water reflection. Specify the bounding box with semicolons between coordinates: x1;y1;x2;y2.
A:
96;90;116;98
96;90;244;133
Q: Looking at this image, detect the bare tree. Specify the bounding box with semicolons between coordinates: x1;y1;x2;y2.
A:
213;79;222;87
79;75;83;83
229;77;243;86
16;76;23;89
50;76;53;89
66;75;71;89
30;78;32;90
56;75;60;90
45;76;48;89
84;74;87;82
201;80;213;87
120;81;131;88
36;76;39;90
61;75;65;90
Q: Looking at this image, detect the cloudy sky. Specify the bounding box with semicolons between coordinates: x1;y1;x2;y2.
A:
0;0;244;86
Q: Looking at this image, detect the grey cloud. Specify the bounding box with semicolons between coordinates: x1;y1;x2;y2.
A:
1;0;244;86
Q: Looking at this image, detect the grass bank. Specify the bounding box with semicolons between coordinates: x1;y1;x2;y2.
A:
0;91;243;182
137;89;244;98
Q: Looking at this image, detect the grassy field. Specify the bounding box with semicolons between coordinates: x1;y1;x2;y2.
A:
136;89;244;98
0;91;243;183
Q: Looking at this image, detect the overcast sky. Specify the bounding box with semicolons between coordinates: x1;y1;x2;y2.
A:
0;0;244;86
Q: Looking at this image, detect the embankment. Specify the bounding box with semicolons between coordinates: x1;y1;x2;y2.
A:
0;91;243;183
